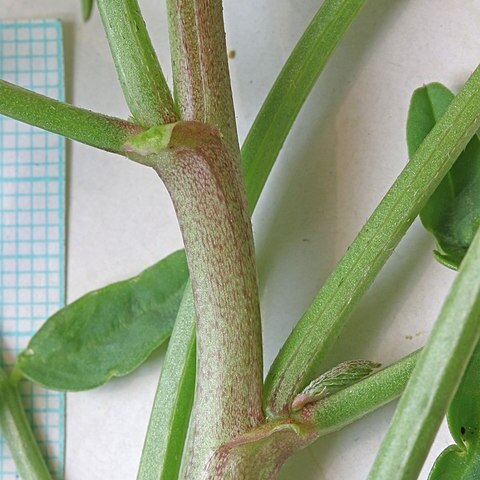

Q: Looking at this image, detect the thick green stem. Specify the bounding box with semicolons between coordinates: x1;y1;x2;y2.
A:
128;122;263;478
242;0;368;212
368;226;480;480
97;0;178;126
0;370;52;480
265;65;480;415
0;80;141;154
166;0;239;155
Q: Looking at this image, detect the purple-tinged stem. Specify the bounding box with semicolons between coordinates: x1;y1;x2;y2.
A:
126;121;264;478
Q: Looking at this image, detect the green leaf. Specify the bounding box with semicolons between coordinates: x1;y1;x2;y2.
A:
16;250;188;391
82;0;94;21
405;82;480;479
304;351;419;437
265;66;480;415
241;0;368;213
407;82;480;270
428;345;480;480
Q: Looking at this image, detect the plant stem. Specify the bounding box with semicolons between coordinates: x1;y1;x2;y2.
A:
166;0;239;155
164;2;256;476
138;2;372;475
368;226;480;480
137;281;196;480
129;122;263;479
97;0;178;126
0;369;52;480
0;80;141;154
205;351;419;478
264;65;480;415
242;0;368;212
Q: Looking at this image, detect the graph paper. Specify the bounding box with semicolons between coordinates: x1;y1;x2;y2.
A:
0;20;65;478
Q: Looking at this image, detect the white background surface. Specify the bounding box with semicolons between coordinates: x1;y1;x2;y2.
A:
3;1;480;479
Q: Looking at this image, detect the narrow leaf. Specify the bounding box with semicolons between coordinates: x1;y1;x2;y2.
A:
368;226;480;480
265;65;480;415
0;80;141;155
17;251;188;391
97;0;178;126
242;0;368;212
137;283;196;480
407;82;480;270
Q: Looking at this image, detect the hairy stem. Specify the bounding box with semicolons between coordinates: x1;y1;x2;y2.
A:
137;2;372;476
158;124;263;478
299;350;419;435
97;0;178;126
205;351;419;478
166;0;239;155
127;121;263;478
0;370;52;480
0;80;141;154
265;65;480;415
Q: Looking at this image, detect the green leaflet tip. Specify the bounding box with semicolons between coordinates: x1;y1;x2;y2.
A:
82;0;95;21
408;81;480;272
432;250;460;271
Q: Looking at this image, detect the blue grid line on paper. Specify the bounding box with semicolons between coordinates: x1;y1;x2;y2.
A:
0;20;65;479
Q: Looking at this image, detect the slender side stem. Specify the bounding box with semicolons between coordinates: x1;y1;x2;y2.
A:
298;350;419;436
0;80;141;154
204;351;419;478
242;0;368;212
130;122;263;478
368;227;480;480
0;370;52;480
265;65;480;415
96;0;178;126
137;281;196;480
166;0;239;155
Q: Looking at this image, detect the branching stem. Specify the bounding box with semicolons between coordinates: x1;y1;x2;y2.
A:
0;80;141;154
